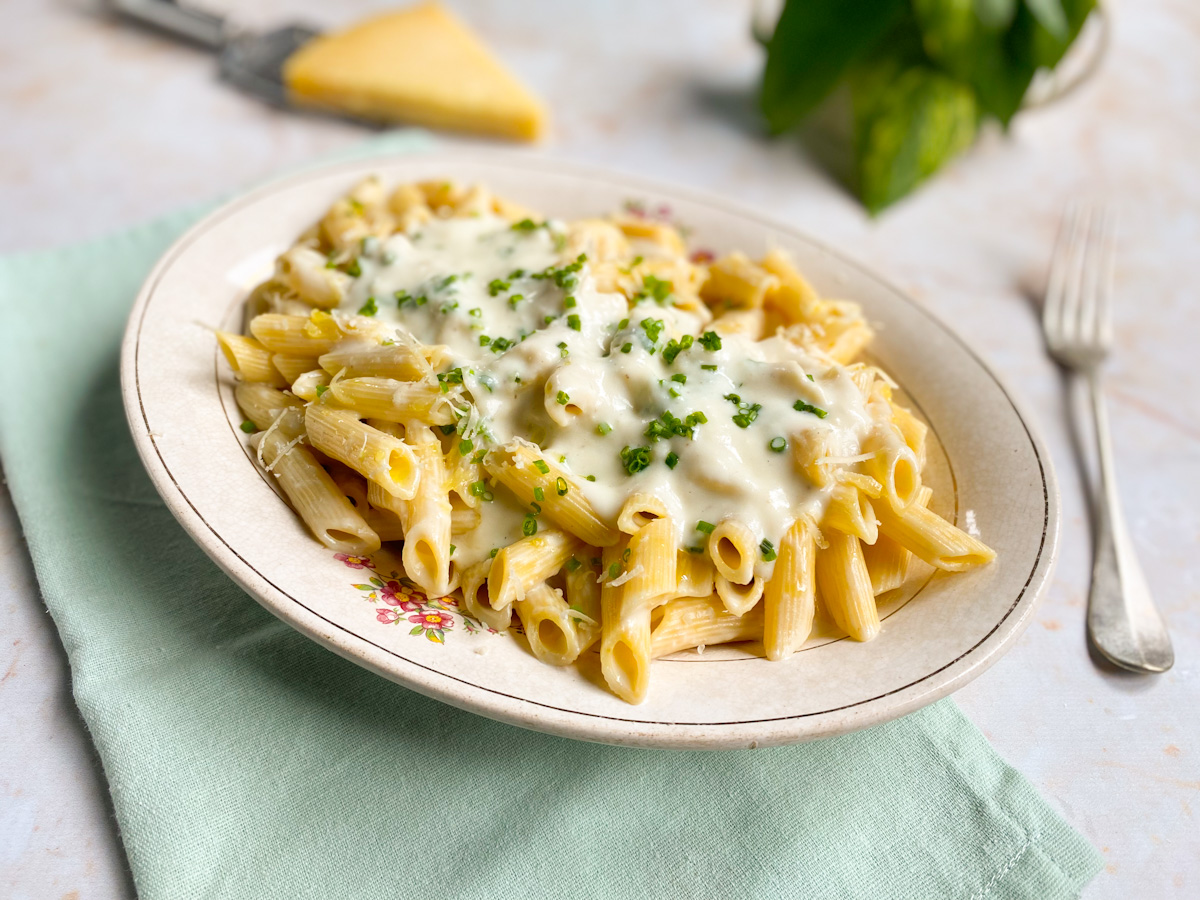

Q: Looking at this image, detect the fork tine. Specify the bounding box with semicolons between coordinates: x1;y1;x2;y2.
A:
1077;204;1102;346
1096;206;1116;350
1044;203;1084;345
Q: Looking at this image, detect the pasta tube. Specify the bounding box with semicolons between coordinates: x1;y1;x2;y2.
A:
488;528;582;610
304;404;418;500
485;441;619;547
815;531;880;642
763;518;817;660
651;595;763;658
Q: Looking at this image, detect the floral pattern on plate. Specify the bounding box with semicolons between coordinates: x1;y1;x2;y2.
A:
335;553;496;644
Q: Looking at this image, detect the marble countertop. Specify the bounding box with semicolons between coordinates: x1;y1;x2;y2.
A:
2;1;1197;897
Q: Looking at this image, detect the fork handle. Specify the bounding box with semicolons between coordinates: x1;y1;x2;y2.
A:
109;0;227;50
1084;370;1174;673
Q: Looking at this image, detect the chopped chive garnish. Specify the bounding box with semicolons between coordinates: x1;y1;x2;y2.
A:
671;373;687;384
556;390;570;406
522;514;538;537
488;278;509;296
608;562;622;580
640;318;664;344
449;544;456;556
469;480;495;502
507;294;525;308
511;218;541;232
596;422;612;436
558;341;569;358
567;314;582;331
358;296;378;316
686;545;704;554
619;445;653;475
555;476;569;496
239;420;257;434
806;373;815;381
617;317;630;330
534;486;545;501
760;539;777;562
725;393;762;428
345;258;362;277
564;295;577;309
489;336;514;353
439;423;457;436
565;557;582;572
662;334;694;364
701;364;718;371
769;437;787;453
440;300;458;314
315;384;329;397
490;548;500;558
469;307;482;318
699;331;722;351
696;521;715;534
479;335;492;346
621;342;633;354
459;439;474;455
644;410;707;442
533;459;550;474
585;475;597;482
793;400;828;418
665;451;680;469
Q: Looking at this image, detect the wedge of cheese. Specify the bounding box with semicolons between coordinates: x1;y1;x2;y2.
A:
283;2;548;141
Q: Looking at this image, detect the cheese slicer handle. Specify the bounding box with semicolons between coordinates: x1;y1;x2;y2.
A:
109;0;228;51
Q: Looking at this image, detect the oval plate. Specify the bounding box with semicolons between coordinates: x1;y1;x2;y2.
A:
121;151;1059;749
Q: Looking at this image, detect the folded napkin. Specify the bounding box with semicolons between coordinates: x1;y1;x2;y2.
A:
0;133;1101;900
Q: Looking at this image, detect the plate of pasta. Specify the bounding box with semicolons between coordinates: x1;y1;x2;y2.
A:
121;152;1058;749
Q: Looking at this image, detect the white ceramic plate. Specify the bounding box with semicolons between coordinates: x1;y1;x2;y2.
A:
121;151;1059;749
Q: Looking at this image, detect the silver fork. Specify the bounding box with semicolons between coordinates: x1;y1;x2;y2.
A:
1043;203;1174;673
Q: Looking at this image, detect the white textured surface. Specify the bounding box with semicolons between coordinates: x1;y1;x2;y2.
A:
1;0;1197;897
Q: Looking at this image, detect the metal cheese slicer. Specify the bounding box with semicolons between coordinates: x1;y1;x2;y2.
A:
110;0;318;108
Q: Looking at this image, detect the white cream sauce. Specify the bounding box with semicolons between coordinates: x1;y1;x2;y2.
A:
337;214;877;574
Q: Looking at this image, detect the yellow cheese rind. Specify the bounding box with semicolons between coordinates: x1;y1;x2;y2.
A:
283;2;548;141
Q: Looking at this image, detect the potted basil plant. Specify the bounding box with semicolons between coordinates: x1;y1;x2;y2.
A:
759;0;1102;213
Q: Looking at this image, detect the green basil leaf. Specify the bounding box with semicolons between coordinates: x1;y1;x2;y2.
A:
912;0;980;78
1027;0;1096;69
760;0;907;135
975;0;1018;30
1023;0;1069;41
852;65;978;213
913;0;1032;123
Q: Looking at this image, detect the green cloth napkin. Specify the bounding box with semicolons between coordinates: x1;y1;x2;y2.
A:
0;133;1101;900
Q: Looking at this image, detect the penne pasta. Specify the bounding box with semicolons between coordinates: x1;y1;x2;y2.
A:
815;530;880;642
460;558;512;632
874;493;996;572
250;311;341;356
488;528;582;610
715;573;764;617
304;404;419;500
707;518;757;585
222;177;997;705
216;332;287;386
763;518;817;660
599;541;652;704
651;595;764;658
484;441;619;548
328;376;454;425
515;582;591;666
395;423;453;597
